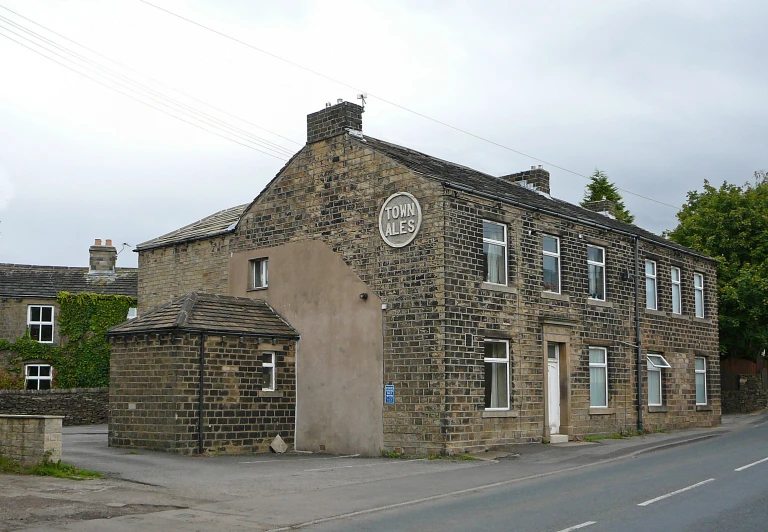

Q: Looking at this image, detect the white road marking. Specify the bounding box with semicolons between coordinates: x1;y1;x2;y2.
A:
735;456;768;472
556;521;596;532
637;478;715;506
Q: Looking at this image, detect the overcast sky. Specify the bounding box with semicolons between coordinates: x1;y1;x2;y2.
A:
1;0;765;269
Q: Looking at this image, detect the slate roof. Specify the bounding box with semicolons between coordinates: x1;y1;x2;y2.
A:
136;204;247;251
0;264;138;298
108;292;298;339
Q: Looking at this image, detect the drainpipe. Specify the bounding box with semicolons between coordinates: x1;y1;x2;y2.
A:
634;237;644;433
198;333;205;455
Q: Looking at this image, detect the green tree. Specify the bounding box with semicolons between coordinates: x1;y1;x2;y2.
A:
667;179;768;360
580;169;635;224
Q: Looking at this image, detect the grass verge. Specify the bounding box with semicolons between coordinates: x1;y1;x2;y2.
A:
0;454;101;480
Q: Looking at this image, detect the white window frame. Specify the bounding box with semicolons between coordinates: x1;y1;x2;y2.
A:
262;352;276;391
646;354;671;407
589;347;608;408
587;245;606;301
542;235;561;294
695;357;707;405
24;363;53;390
484;340;510;411
482;220;507;286
251;258;269;290
645;260;657;310
694;273;704;318
671;267;681;314
27;305;54;344
127;307;138;320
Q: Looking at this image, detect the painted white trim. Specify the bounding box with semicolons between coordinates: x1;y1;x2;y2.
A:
671;266;681;314
262;352;276;391
482;220;508;286
483;339;510;410
24;363;53;390
251;258;269;289
645;260;657;310
695;356;707;405
588;347;608;408
694;272;705;318
27;305;54;344
543;234;561;294
587;245;605;301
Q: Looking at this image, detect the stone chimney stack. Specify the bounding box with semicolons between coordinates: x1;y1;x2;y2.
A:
307;101;364;144
500;165;551;195
89;238;117;274
583;199;617;219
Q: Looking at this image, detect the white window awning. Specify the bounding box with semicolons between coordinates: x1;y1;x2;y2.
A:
647;354;672;369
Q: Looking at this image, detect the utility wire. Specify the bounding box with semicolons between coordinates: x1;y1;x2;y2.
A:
0;14;295;157
136;0;678;210
0;4;302;148
0;29;289;160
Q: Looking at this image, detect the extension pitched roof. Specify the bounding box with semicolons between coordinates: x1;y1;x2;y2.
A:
108;292;298;339
0;264;138;298
135;204;248;251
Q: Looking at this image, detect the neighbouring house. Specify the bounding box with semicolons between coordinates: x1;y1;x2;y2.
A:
0;239;138;390
115;101;720;456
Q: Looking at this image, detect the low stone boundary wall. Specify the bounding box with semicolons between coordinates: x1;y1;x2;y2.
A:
722;375;768;414
0;388;108;425
0;415;63;466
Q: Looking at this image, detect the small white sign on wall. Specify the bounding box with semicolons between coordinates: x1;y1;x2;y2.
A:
378;192;422;248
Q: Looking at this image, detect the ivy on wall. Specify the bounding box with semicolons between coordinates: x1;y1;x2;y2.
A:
0;292;137;390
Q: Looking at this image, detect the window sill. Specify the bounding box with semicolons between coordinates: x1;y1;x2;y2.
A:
692;316;712;325
644;308;667;317
669;312;688;320
587;299;612;308
541;291;569;302
648;406;668;413
589;407;615;415
482;409;518;418
258;390;283;398
247;286;268;292
481;282;517;295
695;404;713;412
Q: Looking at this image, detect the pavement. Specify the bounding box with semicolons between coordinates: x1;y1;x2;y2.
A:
1;410;766;531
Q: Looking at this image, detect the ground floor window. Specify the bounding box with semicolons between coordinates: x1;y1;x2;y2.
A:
589;347;608;407
25;364;53;390
484;340;509;410
261;352;276;391
647;354;671;406
695;357;707;405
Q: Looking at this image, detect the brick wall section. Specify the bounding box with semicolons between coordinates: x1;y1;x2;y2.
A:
0;415;63;466
229;136;447;456
0;297;60;344
0;388;108;425
721;375;767;414
109;333;296;454
307;102;363;143
138;236;231;313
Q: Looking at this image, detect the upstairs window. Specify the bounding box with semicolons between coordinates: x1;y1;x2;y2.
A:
251;258;269;290
587;245;605;300
645;260;657;310
694;273;704;318
261;352;276;391
484;340;510;410
25;364;53;390
28;305;54;343
671;267;681;314
542;235;560;293
695;357;707;405
482;221;507;285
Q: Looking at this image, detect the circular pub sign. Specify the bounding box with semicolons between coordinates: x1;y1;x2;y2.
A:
378;192;423;248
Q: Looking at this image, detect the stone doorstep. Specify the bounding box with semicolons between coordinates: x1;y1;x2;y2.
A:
549;434;569;444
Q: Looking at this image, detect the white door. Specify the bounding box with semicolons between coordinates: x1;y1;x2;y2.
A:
547;344;560;435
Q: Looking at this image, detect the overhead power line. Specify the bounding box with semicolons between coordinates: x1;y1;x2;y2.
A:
136;0;678;210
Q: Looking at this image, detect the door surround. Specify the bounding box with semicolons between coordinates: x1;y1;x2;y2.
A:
540;318;575;441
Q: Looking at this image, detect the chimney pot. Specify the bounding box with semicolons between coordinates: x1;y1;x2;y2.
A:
106;239;112;246
95;238;102;246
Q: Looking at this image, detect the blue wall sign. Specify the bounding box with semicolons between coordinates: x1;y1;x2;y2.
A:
385;384;395;405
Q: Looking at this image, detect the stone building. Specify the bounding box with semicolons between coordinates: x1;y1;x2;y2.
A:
129;101;720;456
0;239;137;390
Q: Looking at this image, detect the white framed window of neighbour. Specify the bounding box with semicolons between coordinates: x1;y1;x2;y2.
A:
671;267;681;314
542;235;561;293
646;354;671;406
261;352;276;391
251;258;269;289
482;220;507;285
27;305;54;343
695;357;707;405
484;340;510;410
127;307;138;320
694;273;704;318
589;347;608;408
25;363;53;390
645;260;657;310
587;246;605;300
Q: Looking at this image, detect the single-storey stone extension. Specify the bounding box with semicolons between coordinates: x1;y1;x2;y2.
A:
126;101;720;456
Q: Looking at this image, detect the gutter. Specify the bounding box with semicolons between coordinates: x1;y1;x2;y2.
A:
634;237;643;433
198;332;205;455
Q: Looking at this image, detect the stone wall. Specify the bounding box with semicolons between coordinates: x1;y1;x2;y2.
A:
137;236;231;313
0;388;108;425
722;374;768;414
0;297;60;344
0;415;63;466
110;333;296;454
